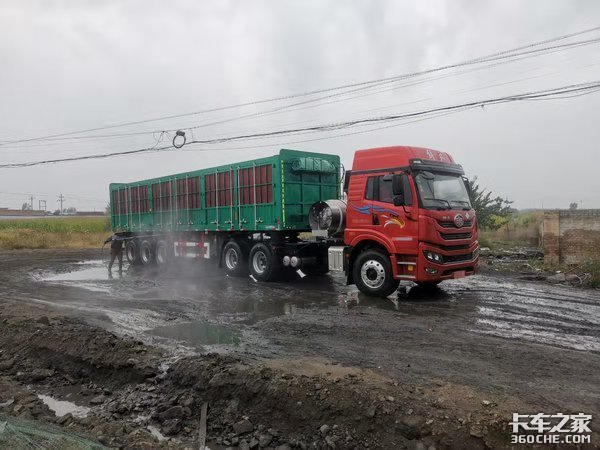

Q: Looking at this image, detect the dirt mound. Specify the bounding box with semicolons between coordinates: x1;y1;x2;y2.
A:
0;306;520;449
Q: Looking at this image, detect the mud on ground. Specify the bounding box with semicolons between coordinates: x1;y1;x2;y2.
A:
0;249;598;449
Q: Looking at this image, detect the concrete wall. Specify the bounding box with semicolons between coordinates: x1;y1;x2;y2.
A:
543;209;600;264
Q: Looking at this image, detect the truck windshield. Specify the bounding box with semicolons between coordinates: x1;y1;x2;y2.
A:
414;172;471;210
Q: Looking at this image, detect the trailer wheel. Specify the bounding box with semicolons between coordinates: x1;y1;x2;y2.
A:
140;240;154;266
249;243;280;282
155;240;170;268
353;249;399;298
222;241;246;277
125;239;141;265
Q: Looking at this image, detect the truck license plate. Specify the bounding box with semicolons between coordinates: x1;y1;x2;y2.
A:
453;270;466;279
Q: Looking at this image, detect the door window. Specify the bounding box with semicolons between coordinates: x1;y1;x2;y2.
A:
364;176;395;204
365;176;378;200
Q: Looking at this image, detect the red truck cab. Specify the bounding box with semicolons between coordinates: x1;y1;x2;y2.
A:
343;146;479;297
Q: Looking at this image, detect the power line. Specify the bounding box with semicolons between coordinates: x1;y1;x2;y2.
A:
1;26;599;146
1;36;598;152
166;36;600;136
0;144;173;168
178;106;479;153
6;46;598;154
17;35;600;146
1;34;597;157
181;82;600;145
1;81;599;169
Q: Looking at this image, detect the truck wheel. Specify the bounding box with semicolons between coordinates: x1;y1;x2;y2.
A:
222;241;246;277
125;239;141;265
249;243;280;282
353;249;399;298
155;240;170;268
139;240;154;266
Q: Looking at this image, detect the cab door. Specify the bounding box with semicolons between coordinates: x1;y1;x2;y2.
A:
366;173;418;255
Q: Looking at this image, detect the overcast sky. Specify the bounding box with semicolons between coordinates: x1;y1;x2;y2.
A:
1;0;599;211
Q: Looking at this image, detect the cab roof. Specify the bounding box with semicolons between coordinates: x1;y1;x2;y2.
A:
352;146;456;172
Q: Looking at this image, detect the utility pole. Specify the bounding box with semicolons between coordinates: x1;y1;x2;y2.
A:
57;194;65;215
30;195;34;211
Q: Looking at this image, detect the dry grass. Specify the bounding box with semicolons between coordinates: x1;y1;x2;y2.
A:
0;217;110;250
479;212;542;250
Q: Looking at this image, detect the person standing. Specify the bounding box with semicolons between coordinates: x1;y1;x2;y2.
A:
104;235;124;272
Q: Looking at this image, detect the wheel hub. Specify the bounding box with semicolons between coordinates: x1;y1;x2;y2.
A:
360;260;385;289
225;248;239;270
252;251;268;274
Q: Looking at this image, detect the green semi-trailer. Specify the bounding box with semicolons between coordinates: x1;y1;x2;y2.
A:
109;149;341;280
110;149;340;234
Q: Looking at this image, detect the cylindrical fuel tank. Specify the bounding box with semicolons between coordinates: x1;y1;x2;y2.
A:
308;199;347;236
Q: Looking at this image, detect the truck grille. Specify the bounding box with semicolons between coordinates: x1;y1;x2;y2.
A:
444;252;474;263
438;220;473;228
440;232;472;240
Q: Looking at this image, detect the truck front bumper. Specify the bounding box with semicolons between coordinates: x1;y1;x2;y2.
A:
414;242;479;282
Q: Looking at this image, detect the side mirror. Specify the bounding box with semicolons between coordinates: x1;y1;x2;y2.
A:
393;194;405;206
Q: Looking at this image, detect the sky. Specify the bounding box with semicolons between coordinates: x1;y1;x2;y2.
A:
0;0;599;211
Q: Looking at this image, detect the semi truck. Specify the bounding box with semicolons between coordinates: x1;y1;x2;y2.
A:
109;146;479;297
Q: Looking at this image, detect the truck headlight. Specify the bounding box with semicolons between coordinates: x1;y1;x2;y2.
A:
424;251;443;263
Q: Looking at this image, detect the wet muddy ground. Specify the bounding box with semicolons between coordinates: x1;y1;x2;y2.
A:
0;249;599;448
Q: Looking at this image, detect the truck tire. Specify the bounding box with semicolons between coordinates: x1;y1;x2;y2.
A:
125;239;141;265
353;249;399;298
155;240;170;268
139;240;154;266
249;243;280;282
222;241;247;277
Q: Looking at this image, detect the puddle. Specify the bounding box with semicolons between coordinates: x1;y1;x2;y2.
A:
147;321;241;348
33;256;599;355
38;394;90;418
36;260;115;293
42;260;109;282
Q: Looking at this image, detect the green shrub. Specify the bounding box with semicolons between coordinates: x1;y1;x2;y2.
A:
580;259;600;287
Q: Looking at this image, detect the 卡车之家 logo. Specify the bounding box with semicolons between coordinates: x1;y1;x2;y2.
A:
510;413;592;445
